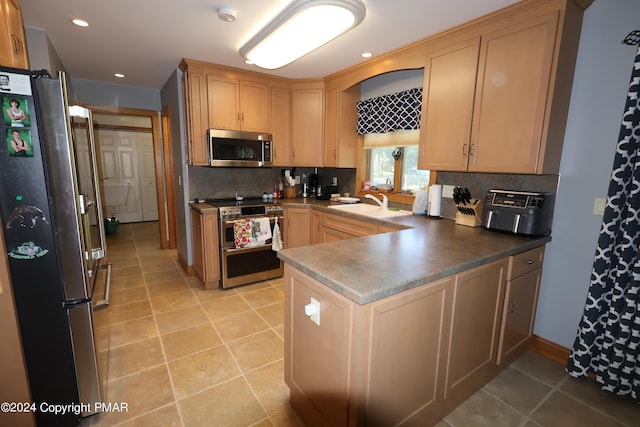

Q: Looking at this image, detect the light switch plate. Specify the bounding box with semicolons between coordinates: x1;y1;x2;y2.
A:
593;197;606;215
442;185;454;199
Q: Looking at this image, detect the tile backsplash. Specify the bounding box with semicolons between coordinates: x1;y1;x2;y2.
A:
188;166;356;201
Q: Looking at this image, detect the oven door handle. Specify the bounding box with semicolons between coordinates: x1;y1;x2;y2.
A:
223;244;273;254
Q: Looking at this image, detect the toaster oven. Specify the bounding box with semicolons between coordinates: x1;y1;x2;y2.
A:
482;190;553;236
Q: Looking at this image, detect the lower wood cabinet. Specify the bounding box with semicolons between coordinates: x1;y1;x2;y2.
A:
497;245;544;365
321;212;379;241
190;208;220;288
285;245;544;426
284;206;312;248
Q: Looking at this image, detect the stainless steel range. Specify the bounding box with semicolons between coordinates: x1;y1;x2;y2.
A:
206;198;284;289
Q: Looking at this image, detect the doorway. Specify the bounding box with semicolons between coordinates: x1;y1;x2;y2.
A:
88;106;176;249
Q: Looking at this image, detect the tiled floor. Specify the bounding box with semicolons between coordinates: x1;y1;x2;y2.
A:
83;221;639;427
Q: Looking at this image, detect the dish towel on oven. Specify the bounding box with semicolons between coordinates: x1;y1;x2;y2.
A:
233;217;272;248
272;217;283;252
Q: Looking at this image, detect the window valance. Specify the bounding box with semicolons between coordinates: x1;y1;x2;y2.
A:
356;87;422;135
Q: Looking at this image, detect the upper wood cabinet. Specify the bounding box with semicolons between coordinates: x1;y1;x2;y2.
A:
207;76;270;132
0;0;29;69
418;38;480;171
271;85;291;166
182;67;209;166
290;82;324;167
419;11;568;174
324;82;359;168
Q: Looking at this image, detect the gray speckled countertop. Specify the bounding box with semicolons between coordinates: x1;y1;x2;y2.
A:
276;199;551;305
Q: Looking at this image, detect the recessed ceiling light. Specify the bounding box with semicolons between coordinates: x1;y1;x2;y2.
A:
114;73;125;78
72;18;89;27
361;52;372;58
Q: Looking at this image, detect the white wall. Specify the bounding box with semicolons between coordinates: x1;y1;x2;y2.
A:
534;0;640;347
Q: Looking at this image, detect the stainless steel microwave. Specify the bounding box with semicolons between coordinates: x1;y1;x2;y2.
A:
207;129;273;167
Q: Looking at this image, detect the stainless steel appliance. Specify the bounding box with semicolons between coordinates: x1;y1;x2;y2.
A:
207;198;284;288
0;67;109;426
207;128;273;167
482;189;553;236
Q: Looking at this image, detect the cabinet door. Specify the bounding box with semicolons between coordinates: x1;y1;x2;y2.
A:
445;259;507;403
240;80;270;132
311;210;323;245
190;209;204;281
419;38;479;171
291;88;324;167
285;266;353;427
497;268;541;365
207;76;240;130
271;86;291;166
202;213;220;285
323;86;338;167
0;0;28;69
285;207;311;248
183;70;209;166
469;13;558;173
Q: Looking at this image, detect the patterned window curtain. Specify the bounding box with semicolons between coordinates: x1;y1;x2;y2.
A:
356;87;422;134
566;43;640;402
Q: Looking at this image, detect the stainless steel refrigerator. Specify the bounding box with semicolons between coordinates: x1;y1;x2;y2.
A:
0;66;110;426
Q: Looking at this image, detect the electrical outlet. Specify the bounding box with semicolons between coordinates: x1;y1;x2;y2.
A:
442;185;455;198
295;176;300;184
332;176;338;186
593;197;606;215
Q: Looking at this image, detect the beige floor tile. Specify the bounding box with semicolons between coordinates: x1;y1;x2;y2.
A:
272;325;285;341
109;274;145;292
161;323;223;361
214;310;271;342
95;316;158;350
511;351;568;387
146;279;191;299
445;389;525;426
150;290;198;313
530;390;625;427
483;366;552;416
245;360;290;415
154;306;208;334
179;377;266;427
111;265;143;279
108;286;149;306
234;281;271;293
201;294;253;321
93;300;152;327
241;286;284;309
145;269;185;285
257;302;285;327
169;346;241;399
117;403;182;427
103;337;164;380
559;377;640;426
93;365;174;426
268;405;305;427
226;330;284;372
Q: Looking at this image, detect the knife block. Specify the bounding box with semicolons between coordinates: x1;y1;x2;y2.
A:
455;199;483;227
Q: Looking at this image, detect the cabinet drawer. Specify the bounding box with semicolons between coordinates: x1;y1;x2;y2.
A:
508;246;544;279
322;212;378;237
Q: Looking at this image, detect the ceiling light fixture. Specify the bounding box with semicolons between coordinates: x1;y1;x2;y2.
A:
239;0;366;70
361;51;372;58
72;18;89;27
114;73;125;78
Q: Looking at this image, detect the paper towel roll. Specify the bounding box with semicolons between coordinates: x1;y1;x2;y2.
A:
428;184;442;217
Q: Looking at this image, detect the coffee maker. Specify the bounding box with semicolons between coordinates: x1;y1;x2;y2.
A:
308;169;319;197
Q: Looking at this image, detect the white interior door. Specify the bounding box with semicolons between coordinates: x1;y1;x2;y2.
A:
137;134;158;221
96;129;156;223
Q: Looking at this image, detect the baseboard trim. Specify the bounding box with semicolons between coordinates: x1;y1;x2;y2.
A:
178;253;193;276
529;335;570;365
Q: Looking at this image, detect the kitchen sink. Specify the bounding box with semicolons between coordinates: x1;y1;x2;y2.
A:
327;203;413;219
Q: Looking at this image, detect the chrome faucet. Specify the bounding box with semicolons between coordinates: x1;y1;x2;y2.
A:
365;193;388;210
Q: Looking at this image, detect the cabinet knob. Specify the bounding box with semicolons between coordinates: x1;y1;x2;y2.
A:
462;144;467;155
525;259;534;265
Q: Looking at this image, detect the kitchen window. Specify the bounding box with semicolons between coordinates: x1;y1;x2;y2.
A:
363;130;430;194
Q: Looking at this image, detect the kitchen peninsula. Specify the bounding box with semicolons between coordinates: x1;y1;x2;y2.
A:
277;200;549;426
